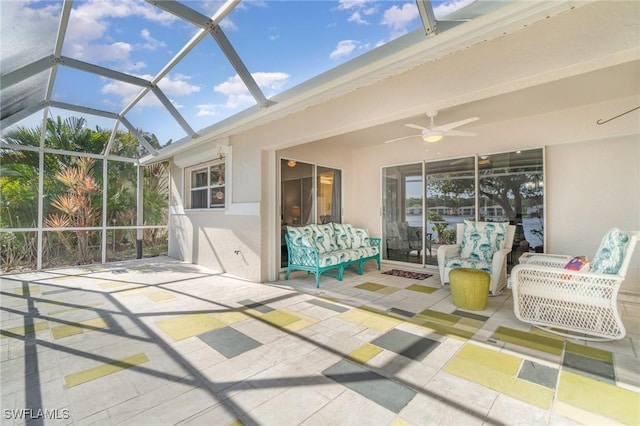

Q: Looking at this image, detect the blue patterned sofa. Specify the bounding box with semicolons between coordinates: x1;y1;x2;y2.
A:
284;223;381;288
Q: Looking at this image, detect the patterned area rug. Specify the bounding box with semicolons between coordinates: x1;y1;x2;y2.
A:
382;269;433;280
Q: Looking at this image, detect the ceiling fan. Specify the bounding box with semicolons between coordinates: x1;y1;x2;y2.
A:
384;111;479;144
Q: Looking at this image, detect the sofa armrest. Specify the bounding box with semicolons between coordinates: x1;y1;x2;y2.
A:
285;234;319;267
367;237;381;248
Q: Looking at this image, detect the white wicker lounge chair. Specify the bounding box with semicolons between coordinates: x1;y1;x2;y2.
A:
511;228;639;341
437;221;516;296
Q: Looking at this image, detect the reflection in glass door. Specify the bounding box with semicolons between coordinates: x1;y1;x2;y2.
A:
280;159;342;268
424;157;476;266
317;166;342;224
478;149;544;264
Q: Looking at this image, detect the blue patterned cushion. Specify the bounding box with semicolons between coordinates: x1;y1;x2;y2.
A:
318;252;341;267
351;228;369;248
591;228;630;274
313;223;336;254
459;220;507;262
286;225;315;250
353;246;379;258
445;256;492;274
333;223;354;249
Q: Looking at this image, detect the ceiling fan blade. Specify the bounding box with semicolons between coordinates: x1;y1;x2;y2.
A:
384;134;420;144
436;117;479;132
445;130;476;137
405;123;428;131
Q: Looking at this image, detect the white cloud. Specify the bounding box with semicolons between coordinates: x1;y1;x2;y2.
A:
348;11;368;25
219;19;239;32
62;0;175;72
213;72;290;109
433;0;476;19
66;0;174;44
71;41;133;63
330;40;360;60
254;72;290;91
196;104;218;117
140;28;166;51
158;74;201;97
338;0;378;24
214;76;254;109
198;72;290;116
101;73;200;108
381;2;418;37
337;0;371;11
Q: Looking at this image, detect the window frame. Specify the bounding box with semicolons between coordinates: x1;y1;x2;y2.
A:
185;158;226;210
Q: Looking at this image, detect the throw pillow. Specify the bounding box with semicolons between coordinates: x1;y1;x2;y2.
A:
313;223;335;253
351;228;369;248
287;225;315;249
564;256;590;271
591;228;630;274
459;220;508;262
333;223;354;249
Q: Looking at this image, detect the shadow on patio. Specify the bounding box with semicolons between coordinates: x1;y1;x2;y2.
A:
1;257;638;425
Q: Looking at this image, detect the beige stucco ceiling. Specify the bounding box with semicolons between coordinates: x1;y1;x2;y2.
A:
316;60;640;150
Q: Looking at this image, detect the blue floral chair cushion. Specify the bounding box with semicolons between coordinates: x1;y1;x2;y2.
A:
459;220;508;262
591;228;630;274
445;257;492;274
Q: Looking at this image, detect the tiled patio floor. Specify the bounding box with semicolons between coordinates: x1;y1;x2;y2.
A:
1;257;639;425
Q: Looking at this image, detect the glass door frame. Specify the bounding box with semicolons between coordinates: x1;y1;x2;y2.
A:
278;157;343;270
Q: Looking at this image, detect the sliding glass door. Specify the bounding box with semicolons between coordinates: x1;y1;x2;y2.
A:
280;159;342;268
382;163;423;264
382;148;544;269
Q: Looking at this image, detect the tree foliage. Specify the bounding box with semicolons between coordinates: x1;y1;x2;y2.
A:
1;115;169;270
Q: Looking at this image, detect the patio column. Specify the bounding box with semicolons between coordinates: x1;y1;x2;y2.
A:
136;164;143;259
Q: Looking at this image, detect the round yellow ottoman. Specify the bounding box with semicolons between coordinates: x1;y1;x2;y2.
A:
449;268;490;310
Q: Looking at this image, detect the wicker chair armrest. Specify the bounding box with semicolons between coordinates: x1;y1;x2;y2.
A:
520;253;574;268
437;244;461;258
492;247;512;269
511;264;623;292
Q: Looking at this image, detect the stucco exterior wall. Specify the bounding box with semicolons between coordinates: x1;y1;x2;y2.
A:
546;137;640;292
164;1;639;288
167;142;262;281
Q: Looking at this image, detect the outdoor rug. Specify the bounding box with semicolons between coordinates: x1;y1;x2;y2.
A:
382;269;432;280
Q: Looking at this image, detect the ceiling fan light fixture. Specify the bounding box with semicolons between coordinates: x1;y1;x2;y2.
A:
423;131;444;143
287;160;297;167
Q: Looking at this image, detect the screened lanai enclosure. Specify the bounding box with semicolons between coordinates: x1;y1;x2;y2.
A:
1;0;515;272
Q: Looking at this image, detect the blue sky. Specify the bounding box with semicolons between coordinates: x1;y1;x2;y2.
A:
4;0;473;146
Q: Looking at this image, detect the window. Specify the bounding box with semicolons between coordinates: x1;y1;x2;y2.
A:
186;160;226;209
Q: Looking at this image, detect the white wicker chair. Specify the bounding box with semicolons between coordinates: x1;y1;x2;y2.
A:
437;222;516;296
511;229;639;341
